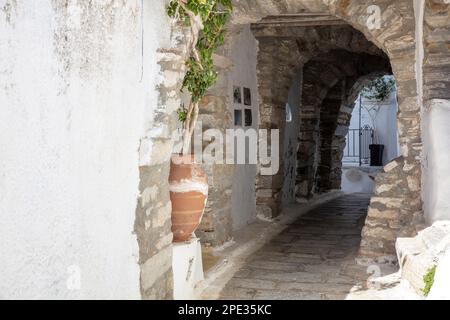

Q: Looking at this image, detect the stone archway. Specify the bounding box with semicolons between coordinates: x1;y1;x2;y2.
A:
252;24;389;214
129;0;449;300
296;49;391;199
198;0;422;264
325;71;394;192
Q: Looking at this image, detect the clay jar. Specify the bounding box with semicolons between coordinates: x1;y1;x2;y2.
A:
168;154;208;242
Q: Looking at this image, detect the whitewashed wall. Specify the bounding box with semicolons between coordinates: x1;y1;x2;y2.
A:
229;25;259;231
0;0;172;299
422;100;450;223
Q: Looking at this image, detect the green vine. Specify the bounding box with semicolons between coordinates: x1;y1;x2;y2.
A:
361;77;396;102
167;0;232;154
423;264;437;297
177;104;188;122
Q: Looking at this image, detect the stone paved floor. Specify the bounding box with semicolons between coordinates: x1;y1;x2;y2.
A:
219;194;374;300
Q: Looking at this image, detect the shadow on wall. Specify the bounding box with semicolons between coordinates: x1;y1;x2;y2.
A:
341;167;382;194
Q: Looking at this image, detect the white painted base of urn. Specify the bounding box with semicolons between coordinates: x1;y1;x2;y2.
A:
172;236;204;300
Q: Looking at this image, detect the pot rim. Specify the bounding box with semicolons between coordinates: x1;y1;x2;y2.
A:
171;153;199;165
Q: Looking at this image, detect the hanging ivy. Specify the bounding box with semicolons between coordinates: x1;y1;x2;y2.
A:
361;77;396;102
167;0;232;154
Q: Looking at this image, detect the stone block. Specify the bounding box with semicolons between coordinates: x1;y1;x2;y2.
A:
226;278;277;291
370;197;403;209
256;204;273;220
367;207;400;220
256;188;273;198
140;245;173;296
383;160;400;173
362;226;397;241
418;221;450;255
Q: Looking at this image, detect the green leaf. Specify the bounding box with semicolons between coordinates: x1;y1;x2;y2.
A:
423;264;437;297
167;0;233;120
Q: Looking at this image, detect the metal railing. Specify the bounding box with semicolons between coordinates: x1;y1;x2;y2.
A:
360;125;374;165
344;129;360;164
343;126;374;166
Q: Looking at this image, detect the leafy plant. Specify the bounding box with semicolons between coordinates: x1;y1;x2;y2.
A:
423;264;437;297
361;77;396;102
167;0;232;154
360;76;397;144
177;104;188;122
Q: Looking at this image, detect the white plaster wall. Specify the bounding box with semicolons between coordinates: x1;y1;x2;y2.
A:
172;238;203;300
0;0;172;299
414;0;424;108
422;100;450;223
346;90;399;165
282;71;302;205
428;248;450;300
229;25;259;231
414;0;448;225
412;0;450;225
367;92;400;164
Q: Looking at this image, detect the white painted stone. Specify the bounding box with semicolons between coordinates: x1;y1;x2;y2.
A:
162;70;180;88
150;202;172;228
173;237;204;300
229;25;259;231
156;233;174;251
141;186;159;207
428;249;450;300
396;222;450;296
141;246;173;292
419;221;450;257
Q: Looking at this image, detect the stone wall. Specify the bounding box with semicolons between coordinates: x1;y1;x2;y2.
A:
254;38;302;218
252;24;389;206
195;34;235;246
135;37;187;298
300;51;390;197
423;0;450;101
2;0;445;300
232;0;423;264
329;0;424;263
315;82;344;193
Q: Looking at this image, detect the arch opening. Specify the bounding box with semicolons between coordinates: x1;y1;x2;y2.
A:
195;0;422;268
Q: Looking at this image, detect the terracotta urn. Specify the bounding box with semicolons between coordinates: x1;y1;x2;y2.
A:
169;154;208;242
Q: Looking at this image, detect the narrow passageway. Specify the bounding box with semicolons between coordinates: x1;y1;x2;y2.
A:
219;194;372;300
